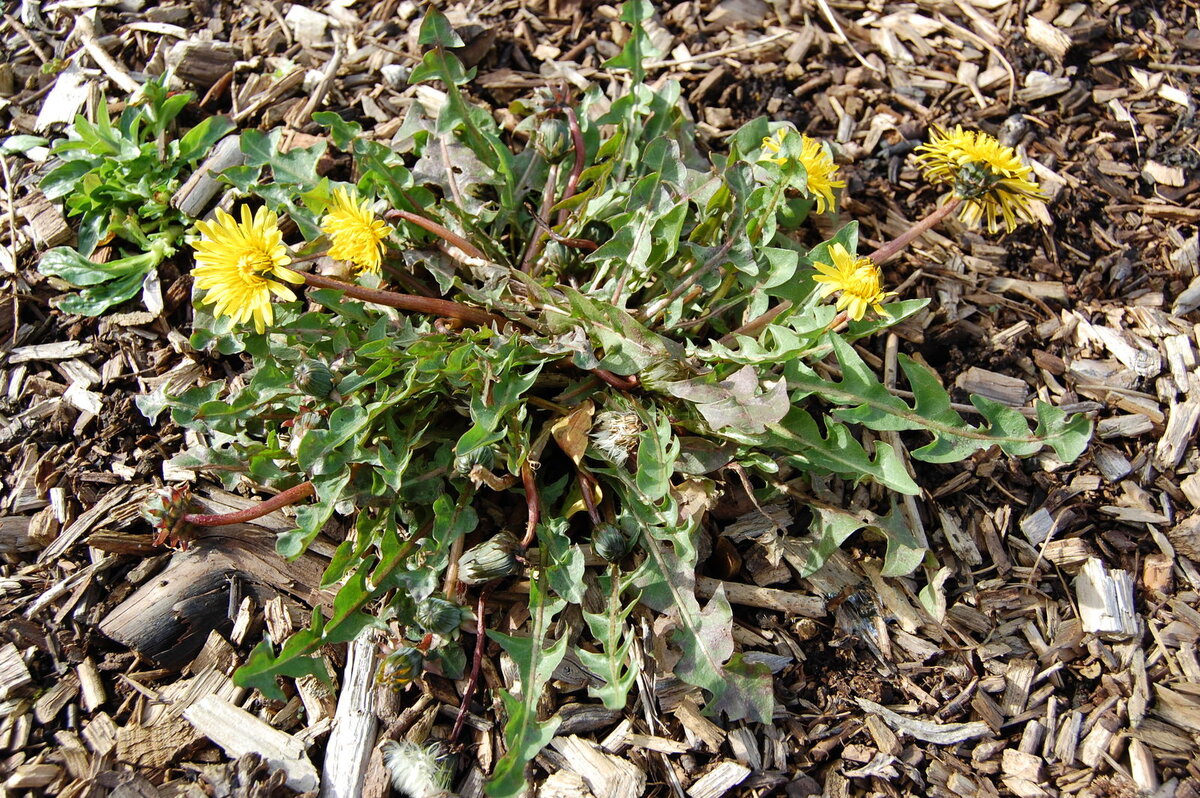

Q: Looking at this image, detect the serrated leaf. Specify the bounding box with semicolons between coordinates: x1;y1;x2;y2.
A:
788;335;1093;465
486;576;567;797
577;577;639;710
234;614;331;702
546;287;673;375
633;403;679;502
723;407;919;495
638;536;773;723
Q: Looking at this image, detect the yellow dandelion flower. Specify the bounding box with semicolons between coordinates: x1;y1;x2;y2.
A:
192;206;303;335
760;129;790;166
321;188;393;275
811;243;895;322
914;125;1047;233
760;129;846;214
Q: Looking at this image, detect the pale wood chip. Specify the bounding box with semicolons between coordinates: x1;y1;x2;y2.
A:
183;695;320;792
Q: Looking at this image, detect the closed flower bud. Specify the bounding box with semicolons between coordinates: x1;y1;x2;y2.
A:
636;357;689;392
453;445;495;476
535;119;571;162
415;597;463;636
591;523;630;562
140;485;194;548
295;360;336;399
458;532;522;584
377;646;424;691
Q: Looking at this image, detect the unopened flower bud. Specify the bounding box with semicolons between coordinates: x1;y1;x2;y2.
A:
415;597;463;636
591;523;630;562
458;532;522;584
535;119;571;162
377;646;424;691
295;360;336;399
140;485;194;548
636;358;689;392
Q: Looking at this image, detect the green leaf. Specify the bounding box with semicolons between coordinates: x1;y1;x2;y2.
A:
40;160;94;200
723;406;920;495
486;576;567;798
234;613;332;701
54;269;148;316
314;111;363;151
545;287;673;375
1;135;48;155
633;402;679;502
637;537;773;723
540;519;585;605
418;6;466;47
39;247;149;286
872;502;927;577
787;335;1093;464
787;506;867;577
240;128;325;187
576;576;639;710
177;115;235;163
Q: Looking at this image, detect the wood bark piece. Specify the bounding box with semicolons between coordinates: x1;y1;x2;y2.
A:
1156;401;1200;470
116;714;198;769
172;136;245;219
686;761;751;798
183;694;319;793
1167;513;1200;561
695;576;824;617
99;529;329;668
167;39;238;87
0;643;32;700
548;735;646;798
320;630;378;798
1075;558;1139;639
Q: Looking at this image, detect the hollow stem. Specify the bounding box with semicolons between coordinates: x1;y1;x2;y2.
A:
182;481;316;526
556;106;587;225
449;581;497;746
288;268;506;328
867;196;961;265
520;462;541;549
384;209;487;261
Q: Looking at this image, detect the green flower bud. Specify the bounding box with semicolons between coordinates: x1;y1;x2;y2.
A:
535;119;572;163
415;597;463;636
636;357;690;392
453;445;496;476
295;360;336;399
458;532;522;584
591;523;630;562
377;646;424;691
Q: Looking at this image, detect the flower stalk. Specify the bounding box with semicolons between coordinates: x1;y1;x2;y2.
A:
290;268;507;328
867;196;961;265
182;481;317;526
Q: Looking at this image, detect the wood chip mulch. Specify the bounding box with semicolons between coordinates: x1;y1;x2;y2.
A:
1;1;1199;796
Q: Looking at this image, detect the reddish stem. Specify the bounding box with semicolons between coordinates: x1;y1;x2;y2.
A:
867;196;961;264
592;369;638;391
556;106;586;225
182;481;316;526
291;269;506;328
519;462;540;549
449;581;496;746
385;209;487;261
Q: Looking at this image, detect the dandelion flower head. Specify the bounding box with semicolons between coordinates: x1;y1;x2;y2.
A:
321;188;393;275
760;129;846;214
811;243;895;322
914;125;1046;233
192;206;302;334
